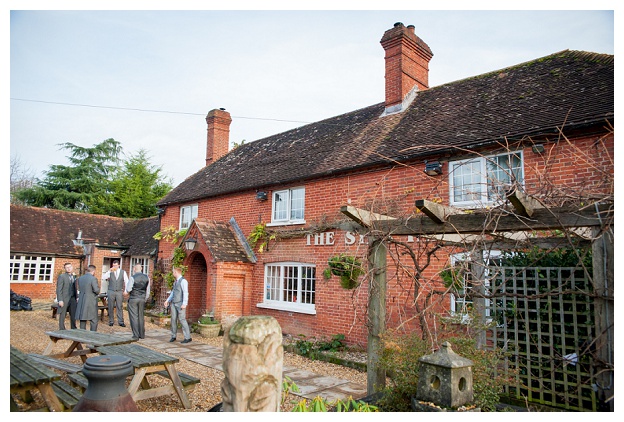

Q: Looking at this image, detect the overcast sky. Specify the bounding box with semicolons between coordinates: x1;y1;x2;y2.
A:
6;4;617;187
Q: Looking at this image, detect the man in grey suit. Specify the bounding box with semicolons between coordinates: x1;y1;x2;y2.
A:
102;260;127;327
164;266;192;344
124;264;151;340
76;265;100;331
56;262;77;330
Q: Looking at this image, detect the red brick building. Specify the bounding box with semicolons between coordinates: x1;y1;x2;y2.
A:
151;22;613;346
10;205;159;302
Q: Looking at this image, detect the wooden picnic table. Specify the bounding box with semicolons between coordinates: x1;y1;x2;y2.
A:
43;329;137;362
10;346;64;412
95;343;192;409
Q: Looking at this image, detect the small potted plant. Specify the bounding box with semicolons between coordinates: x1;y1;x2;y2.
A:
146;307;171;327
197;314;221;337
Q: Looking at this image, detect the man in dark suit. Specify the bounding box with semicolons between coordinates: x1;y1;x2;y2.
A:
124;264;151;340
76;265;100;331
56;262;78;330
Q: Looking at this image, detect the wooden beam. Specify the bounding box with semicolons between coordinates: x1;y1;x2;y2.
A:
415;199;463;224
340;205;396;228
505;188;544;217
360;205;612;236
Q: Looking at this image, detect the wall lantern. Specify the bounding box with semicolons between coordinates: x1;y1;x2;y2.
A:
424;160;443;176
256;191;268;201
184;237;197;251
532;144;545;154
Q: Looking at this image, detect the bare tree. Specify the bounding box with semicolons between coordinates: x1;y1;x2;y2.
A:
10;155;37;204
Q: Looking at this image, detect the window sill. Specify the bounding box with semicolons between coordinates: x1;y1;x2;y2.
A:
256;302;316;315
265;220;306;228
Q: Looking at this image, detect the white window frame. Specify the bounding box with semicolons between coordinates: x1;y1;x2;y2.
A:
130;256;150;275
179;204;198;230
268;187;305;226
449;151;524;207
448;251;501;323
10;255;55;283
257;262;316;315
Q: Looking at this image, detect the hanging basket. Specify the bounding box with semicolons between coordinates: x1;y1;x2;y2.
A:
327;254;364;290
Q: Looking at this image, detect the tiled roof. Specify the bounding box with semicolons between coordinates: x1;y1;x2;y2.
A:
10;205;158;257
120;216;160;257
158;50;613;206
194;218;252;263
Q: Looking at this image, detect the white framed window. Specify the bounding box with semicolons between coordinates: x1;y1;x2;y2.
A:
179;204;198;230
447;251;501;323
269;187;305;225
130;257;150;275
449;151;524;207
10;255;55;283
257;262;316;314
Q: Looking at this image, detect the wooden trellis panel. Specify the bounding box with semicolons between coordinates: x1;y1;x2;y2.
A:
487;266;597;411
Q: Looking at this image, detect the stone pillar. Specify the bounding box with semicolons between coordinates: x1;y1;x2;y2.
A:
221;316;283;412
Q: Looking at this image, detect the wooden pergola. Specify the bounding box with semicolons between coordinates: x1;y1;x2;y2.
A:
340;190;613;409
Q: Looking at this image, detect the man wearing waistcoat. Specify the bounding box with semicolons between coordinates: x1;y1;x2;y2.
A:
103;260;127;327
124;264;151;340
56;262;78;330
164;266;191;344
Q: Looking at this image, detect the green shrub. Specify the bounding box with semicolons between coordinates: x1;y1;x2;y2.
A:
291;396;378;412
294;333;346;359
295;335;316;358
317;334;346;352
377;332;514;411
198;315;219;324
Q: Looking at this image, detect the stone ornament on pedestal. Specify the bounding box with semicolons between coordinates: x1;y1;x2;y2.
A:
221;316;283;412
414;341;474;409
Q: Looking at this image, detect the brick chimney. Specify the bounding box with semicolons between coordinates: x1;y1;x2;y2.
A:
205;108;232;166
380;22;433;115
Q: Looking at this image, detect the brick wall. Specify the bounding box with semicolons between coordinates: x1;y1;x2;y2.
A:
157;133;614;346
11;258;81;300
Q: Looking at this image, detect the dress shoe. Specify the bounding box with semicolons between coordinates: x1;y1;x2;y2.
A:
181;338;192;344
169;337;176;342
109;323;114;326
119;323;126;327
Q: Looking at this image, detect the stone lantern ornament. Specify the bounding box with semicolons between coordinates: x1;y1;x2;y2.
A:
413;341;475;411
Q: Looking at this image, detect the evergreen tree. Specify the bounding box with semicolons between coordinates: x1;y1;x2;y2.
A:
13;139;172;218
92;149;172;218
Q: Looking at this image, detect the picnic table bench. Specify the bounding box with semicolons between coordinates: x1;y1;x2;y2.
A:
68;369;200;393
27;353;83;373
43;329;136;362
10;346;67;412
96;343;195;409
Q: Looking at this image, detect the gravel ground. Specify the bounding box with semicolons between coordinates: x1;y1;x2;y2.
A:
10;301;368;412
